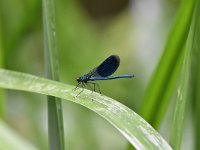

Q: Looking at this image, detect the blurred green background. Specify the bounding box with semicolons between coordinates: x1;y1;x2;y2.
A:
0;0;191;149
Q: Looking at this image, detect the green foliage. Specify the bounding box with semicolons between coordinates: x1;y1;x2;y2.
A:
0;68;172;150
140;0;195;129
169;44;190;149
190;0;200;149
42;0;64;149
0;0;199;149
0;4;5;118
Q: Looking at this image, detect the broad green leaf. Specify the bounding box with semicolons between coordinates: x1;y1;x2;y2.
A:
0;68;172;150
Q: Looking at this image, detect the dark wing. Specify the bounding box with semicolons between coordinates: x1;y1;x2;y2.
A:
94;55;120;77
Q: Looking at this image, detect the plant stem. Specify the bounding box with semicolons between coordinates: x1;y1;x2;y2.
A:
42;0;65;149
0;7;5;119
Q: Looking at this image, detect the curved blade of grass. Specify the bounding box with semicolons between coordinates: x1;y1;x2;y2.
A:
0;68;172;150
140;0;195;129
0;120;38;150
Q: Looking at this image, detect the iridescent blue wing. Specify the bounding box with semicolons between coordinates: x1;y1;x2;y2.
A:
95;55;120;77
86;55;120;78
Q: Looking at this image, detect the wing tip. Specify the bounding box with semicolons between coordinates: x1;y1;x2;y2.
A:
110;55;120;63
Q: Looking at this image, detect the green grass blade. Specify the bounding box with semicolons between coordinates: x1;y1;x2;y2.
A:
190;0;200;149
169;43;191;149
0;68;172;150
140;0;195;128
42;0;64;149
0;10;5;118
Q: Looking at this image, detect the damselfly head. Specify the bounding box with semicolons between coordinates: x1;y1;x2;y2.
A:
76;77;81;82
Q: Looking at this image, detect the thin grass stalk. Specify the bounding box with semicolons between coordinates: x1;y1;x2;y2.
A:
190;0;200;149
0;9;5;118
42;0;65;149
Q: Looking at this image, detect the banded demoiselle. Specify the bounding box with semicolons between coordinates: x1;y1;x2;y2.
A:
75;55;134;96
